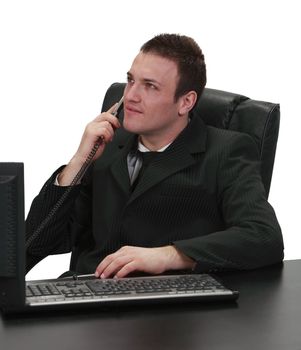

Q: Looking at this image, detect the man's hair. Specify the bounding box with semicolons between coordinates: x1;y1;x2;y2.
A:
141;33;206;104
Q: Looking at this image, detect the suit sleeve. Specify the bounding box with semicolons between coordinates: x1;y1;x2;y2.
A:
174;133;284;272
25;166;91;272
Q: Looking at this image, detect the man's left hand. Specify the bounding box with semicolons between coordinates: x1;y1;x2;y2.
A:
94;245;196;279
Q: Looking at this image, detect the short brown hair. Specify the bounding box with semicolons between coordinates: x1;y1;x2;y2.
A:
141;33;206;104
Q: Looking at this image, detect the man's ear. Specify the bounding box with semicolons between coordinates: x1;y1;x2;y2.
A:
178;91;197;116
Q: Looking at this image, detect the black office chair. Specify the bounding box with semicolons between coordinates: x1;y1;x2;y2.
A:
101;83;280;198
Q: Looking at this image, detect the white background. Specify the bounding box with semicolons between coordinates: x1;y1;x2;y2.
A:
0;0;300;280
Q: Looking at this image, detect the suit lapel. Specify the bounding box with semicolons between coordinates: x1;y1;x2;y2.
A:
109;133;135;195
128;115;208;204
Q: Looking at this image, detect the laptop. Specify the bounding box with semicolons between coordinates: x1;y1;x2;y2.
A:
0;162;239;314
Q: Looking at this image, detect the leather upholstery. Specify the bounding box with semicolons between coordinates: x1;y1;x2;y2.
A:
101;83;280;197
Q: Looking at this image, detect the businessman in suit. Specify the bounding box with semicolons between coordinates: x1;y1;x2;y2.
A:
26;33;284;277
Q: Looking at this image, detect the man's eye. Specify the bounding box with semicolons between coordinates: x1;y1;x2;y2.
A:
127;77;134;84
146;82;157;90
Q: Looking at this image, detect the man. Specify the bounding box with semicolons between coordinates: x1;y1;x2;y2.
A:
26;34;284;278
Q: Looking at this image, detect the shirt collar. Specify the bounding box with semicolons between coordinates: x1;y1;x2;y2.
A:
137;141;171;153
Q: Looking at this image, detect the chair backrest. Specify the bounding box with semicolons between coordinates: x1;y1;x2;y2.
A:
101;83;280;197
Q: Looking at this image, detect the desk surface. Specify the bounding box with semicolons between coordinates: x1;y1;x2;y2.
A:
1;259;301;350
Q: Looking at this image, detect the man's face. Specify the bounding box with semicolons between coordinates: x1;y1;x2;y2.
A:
123;52;185;147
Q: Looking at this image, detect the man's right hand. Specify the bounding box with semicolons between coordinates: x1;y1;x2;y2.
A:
57;103;121;186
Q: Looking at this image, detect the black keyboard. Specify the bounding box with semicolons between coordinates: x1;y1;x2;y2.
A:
26;274;239;307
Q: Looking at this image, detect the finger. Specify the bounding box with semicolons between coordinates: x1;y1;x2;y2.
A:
95;254;131;278
85;120;114;145
94;246;134;278
94;112;121;130
96;121;115;143
95;248;125;275
105;255;135;278
107;97;123;115
94;254;114;278
114;261;138;278
107;102;119;114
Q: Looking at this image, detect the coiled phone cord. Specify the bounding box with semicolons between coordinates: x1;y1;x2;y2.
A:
25;97;123;249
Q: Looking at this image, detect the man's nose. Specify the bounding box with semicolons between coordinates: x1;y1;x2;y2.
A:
125;83;141;102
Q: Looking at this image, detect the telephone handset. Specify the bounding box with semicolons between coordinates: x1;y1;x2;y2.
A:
26;97;124;249
111;96;124;117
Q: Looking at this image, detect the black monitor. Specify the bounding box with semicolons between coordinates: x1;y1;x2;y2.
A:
0;162;25;311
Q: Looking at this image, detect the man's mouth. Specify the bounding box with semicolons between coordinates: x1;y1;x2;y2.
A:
125;104;143;114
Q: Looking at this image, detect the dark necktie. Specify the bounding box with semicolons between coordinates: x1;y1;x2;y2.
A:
131;151;159;190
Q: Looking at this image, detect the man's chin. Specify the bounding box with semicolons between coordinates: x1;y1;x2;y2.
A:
123;120;143;135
